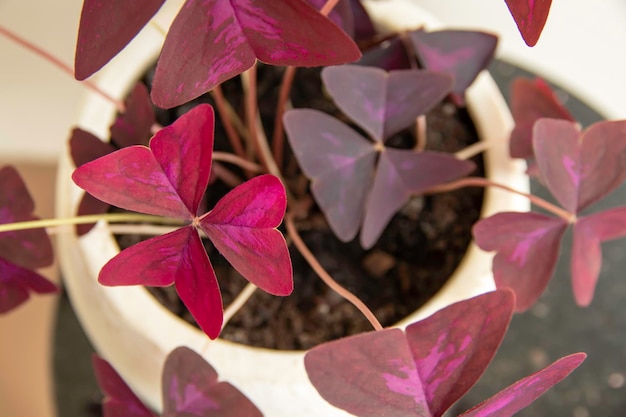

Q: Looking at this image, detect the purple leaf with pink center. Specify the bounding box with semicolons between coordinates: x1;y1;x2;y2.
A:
504;0;552;47
409;30;497;105
285;66;471;248
572;207;626;306
163;346;263;417
151;0;361;108
473;212;568;312
75;0;165;80
305;289;584;416
72;104;292;339
92;355;156;417
509;77;573;165
534;118;626;214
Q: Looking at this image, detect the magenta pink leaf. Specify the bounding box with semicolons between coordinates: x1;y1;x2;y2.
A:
0;258;58;314
361;149;474;248
321;66;452;141
503;0;552;47
409;30;497;105
92;355;157;417
473;212;568;311
110;82;155;148
163;346;263;417
283;109;377;241
305;290;515;417
534;119;626;213
459;353;586;417
199;174;292;297
0;166;53;269
75;0;165;80
509;77;573;160
572;207;626;306
152;0;360;108
73;104;215;219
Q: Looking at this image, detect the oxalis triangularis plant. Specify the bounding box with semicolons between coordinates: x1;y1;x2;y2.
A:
0;0;618;414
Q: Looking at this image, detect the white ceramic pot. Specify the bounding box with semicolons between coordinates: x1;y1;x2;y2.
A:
56;1;529;416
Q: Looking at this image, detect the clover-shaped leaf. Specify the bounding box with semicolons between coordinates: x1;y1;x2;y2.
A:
409;30;497;105
305;289;585;417
475;118;626;309
73;104;292;338
504;0;552;47
151;0;361;108
286;66;472;248
93;347;262;417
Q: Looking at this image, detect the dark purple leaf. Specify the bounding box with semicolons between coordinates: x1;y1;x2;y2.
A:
349;0;376;41
357;36;411;71
73;104;215;219
283;109;377;241
199;175;293;297
361;149;474;248
92;355;157;417
321;65;452;141
409;30;497;105
110;82;155;148
459;353;586;416
572;207;626;306
503;0;552;47
75;0;165;80
0;258;58;314
163;346;263;417
473;212;568;311
307;0;354;38
304;290;515;417
152;0;360;108
509;77;573;160
534;119;626;213
0;165;53;269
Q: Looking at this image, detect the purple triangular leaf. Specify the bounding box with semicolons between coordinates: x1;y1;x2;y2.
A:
322;66;451;141
357;36;412;71
473;212;568;311
162;347;263;417
69;128;115;168
349;0;376;41
572;207;626;306
406;290;515;417
174;231;223;339
509;77;573;160
409;30;497;105
199;175;293;297
110;82;155;148
305;290;516;417
0;258;58;314
361;149;474;248
92;355;156;417
533;119;626;213
284;109;377;241
73;104;215;219
459;353;586;416
0;166;53;269
152;0;360;108
306;328;430;417
503;0;552;47
99;226;196;287
74;0;165;80
75;194;111;236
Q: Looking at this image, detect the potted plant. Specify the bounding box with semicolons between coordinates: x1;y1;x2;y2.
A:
1;0;623;416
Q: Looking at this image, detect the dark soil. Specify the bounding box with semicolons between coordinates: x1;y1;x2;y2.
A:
113;61;484;351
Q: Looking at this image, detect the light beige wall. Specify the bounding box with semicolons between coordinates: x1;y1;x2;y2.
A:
0;163;59;417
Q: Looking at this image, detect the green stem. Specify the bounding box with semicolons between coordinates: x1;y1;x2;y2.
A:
0;213;184;234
